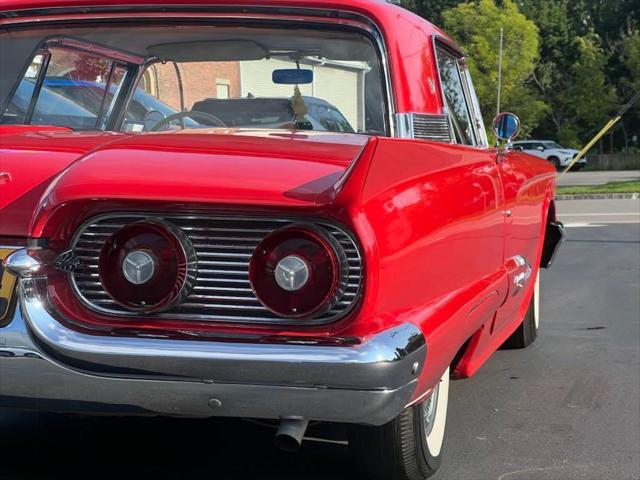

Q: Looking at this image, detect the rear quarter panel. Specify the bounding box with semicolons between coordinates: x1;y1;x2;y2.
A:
354;137;509;401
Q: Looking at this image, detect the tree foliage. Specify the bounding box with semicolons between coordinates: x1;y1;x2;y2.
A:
402;0;637;151
441;0;546;137
400;0;463;27
518;0;619;147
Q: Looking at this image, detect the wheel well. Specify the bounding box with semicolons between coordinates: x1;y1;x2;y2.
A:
450;336;473;377
540;200;564;268
547;199;557;223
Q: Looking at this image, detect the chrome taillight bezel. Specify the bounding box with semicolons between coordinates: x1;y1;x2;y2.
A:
67;213;364;325
98;220;197;313
249;224;350;320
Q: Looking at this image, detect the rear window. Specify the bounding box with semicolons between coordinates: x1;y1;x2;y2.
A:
1;24;387;135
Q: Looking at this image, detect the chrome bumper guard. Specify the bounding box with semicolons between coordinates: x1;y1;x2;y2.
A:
0;279;426;425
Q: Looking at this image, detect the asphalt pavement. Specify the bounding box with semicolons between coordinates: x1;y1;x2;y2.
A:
557;170;640;187
1;201;638;480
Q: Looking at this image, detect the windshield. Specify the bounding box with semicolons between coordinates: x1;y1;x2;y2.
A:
543;141;565;149
1;24;387;135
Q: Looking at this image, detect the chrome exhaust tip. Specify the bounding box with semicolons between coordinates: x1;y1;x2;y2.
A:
274;417;309;452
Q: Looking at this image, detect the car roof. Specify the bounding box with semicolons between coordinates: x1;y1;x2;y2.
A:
1;0;404;14
0;0;450;47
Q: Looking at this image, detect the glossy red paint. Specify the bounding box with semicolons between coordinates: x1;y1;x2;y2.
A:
30;130;370;240
0;127;129;237
0;0;559;409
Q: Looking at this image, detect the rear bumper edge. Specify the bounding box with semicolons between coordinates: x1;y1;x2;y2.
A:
0;279;426;425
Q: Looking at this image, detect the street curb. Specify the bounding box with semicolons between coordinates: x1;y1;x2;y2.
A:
555;193;640;201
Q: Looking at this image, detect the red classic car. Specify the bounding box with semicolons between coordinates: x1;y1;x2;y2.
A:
0;1;564;478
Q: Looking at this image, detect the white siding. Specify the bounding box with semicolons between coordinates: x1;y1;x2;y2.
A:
312;67;360;129
239;59;363;128
240;59;313;98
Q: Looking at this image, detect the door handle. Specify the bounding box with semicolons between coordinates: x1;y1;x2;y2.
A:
0;172;11;183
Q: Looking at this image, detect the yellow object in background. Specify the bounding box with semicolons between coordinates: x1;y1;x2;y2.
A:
0;248;17;322
559;90;640;176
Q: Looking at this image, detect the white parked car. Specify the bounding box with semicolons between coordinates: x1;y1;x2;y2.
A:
511;140;588;171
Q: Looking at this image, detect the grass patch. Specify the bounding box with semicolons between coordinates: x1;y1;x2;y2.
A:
557;180;640;195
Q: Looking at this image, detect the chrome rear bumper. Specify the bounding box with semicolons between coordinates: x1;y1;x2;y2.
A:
0;279;425;425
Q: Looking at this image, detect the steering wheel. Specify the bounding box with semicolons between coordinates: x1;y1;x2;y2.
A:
151;111;227;131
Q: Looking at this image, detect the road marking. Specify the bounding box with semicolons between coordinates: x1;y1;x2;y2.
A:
563;223;607;228
562;220;640;226
561;213;639;216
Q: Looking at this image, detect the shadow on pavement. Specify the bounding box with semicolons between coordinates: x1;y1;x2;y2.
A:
0;411;358;480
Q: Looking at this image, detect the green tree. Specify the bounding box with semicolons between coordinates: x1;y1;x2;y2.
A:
620;31;640;93
400;0;462;27
518;0;620;148
618;30;640;151
442;0;546;137
557;35;617;147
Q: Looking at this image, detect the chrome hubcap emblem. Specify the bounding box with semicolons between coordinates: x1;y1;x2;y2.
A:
122;250;155;285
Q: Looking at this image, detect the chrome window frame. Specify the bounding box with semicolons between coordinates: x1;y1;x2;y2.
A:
458;58;488;147
0;36;142;129
432;36;488;148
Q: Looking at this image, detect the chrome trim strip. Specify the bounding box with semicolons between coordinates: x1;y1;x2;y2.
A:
394;112;414;139
0;282;425;424
394;112;453;143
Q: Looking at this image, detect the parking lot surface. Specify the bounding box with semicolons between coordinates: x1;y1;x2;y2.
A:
1;208;638;480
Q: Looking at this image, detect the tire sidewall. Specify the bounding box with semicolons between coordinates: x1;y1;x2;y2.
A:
413;369;450;474
533;271;540;329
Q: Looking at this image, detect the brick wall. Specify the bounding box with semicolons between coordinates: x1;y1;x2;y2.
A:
147;61;241;111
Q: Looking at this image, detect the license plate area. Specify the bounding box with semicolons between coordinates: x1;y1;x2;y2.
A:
0;248;17;326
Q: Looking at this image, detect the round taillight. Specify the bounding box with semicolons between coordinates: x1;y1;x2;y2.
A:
98;221;196;313
249;226;347;319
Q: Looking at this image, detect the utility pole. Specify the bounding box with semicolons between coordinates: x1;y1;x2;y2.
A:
496;28;504;118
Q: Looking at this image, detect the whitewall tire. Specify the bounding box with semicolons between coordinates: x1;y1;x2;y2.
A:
349;368;451;480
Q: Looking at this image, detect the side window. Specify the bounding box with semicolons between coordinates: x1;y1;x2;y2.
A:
0;55;45;125
1;47;128;130
435;46;477;146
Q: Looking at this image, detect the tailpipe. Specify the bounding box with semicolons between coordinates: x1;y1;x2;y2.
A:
274;417;309;452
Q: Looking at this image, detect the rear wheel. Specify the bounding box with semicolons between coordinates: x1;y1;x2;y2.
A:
349;368;450;480
501;272;539;349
